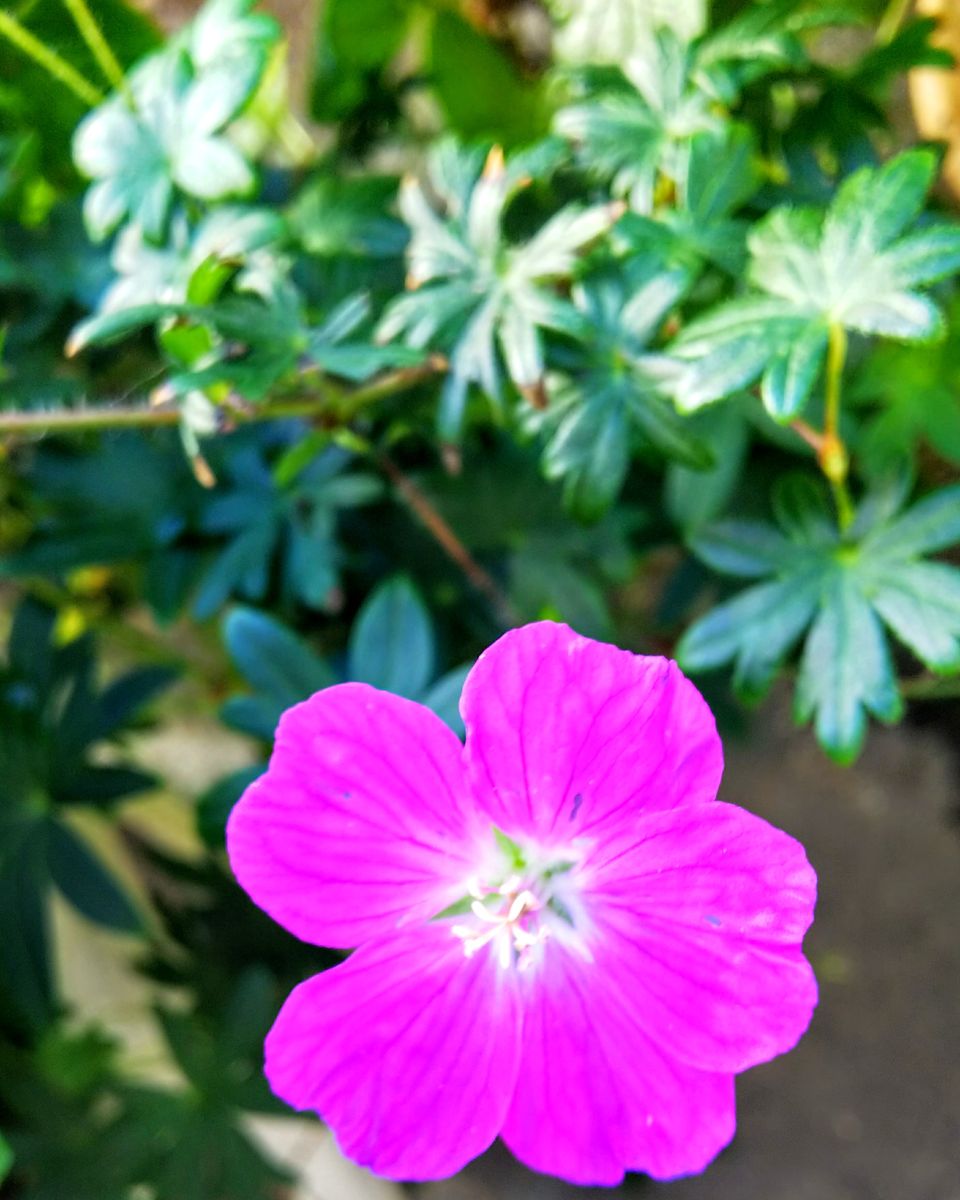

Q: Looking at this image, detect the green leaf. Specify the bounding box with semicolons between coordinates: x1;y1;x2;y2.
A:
290;174;406;258
0;820;54;1034
46;820;143;933
672;298;804;412
54;765;158;809
666;405;749;531
555;28;720;207
73;7;276;242
772;474;836;545
379;139;618;439
795;571;902;764
762;320;828;419
863;484;960;558
868;562;960;674
348;576;436;697
533;263;700;516
92;667;177;741
430;12;549;147
673;151;960;417
311;0;410;122
689;520;795;578
681;477;960;760
224;606;335;707
554;0;706;64
197;765;263;846
677;574;820;701
66;303;181;355
885;224;960;289
422;664;470;738
538;383;632;520
0;1131;12;1185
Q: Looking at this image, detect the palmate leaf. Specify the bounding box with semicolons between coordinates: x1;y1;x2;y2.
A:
378;138;621;440
72;0;278;241
673;150;960;420
609;125;760;275
530;260;707;518
0;602;168;1029
554;3;809;210
555;29;721;210
677;476;960;763
194;441;380;619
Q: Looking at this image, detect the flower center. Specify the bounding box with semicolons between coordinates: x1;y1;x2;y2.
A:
445;831;584;971
451;875;549;971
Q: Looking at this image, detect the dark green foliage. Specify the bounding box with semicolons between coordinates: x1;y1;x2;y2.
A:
0;600;172;1032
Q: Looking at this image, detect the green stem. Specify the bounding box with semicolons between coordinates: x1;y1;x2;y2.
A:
61;0;131;100
0;9;103;107
0;358;446;437
824;323;846;444
822;322;855;532
900;673;960;702
876;0;912;46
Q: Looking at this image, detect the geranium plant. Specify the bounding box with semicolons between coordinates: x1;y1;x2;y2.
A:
0;0;958;1194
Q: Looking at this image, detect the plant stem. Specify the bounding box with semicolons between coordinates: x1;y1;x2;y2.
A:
0;359;446;438
61;0;131;100
900;673;960;701
823;324;846;441
374;448;519;628
0;9;103;107
789;418;825;455
821;322;855;532
876;0;912;46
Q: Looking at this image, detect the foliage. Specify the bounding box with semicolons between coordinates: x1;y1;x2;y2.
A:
678;475;960;762
2;0;960;1193
0;599;171;1034
672;151;960;418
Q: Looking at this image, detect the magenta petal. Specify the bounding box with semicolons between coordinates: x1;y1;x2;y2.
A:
265;924;522;1181
461;622;722;842
583;801;818;1073
227;684;480;948
501;946;736;1185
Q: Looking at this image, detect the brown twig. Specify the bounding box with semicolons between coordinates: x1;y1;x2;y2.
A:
374;447;519;628
0;358;446;439
789;418;825;454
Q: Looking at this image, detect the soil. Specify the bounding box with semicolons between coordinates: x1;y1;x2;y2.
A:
414;692;960;1200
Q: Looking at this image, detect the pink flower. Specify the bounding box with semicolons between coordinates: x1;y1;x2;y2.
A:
227;621;817;1186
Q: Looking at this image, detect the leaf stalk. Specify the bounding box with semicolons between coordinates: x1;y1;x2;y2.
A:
0;9;104;107
61;0;132;102
821;322;855;532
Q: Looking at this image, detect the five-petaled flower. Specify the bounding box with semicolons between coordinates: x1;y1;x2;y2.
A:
227;621;817;1186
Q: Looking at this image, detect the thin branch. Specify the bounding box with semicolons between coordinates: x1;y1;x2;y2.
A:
61;0;131;100
789;418;825;455
0;358;446;438
0;9;104;106
900;673;960;702
876;0;912;46
374;448;520;629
